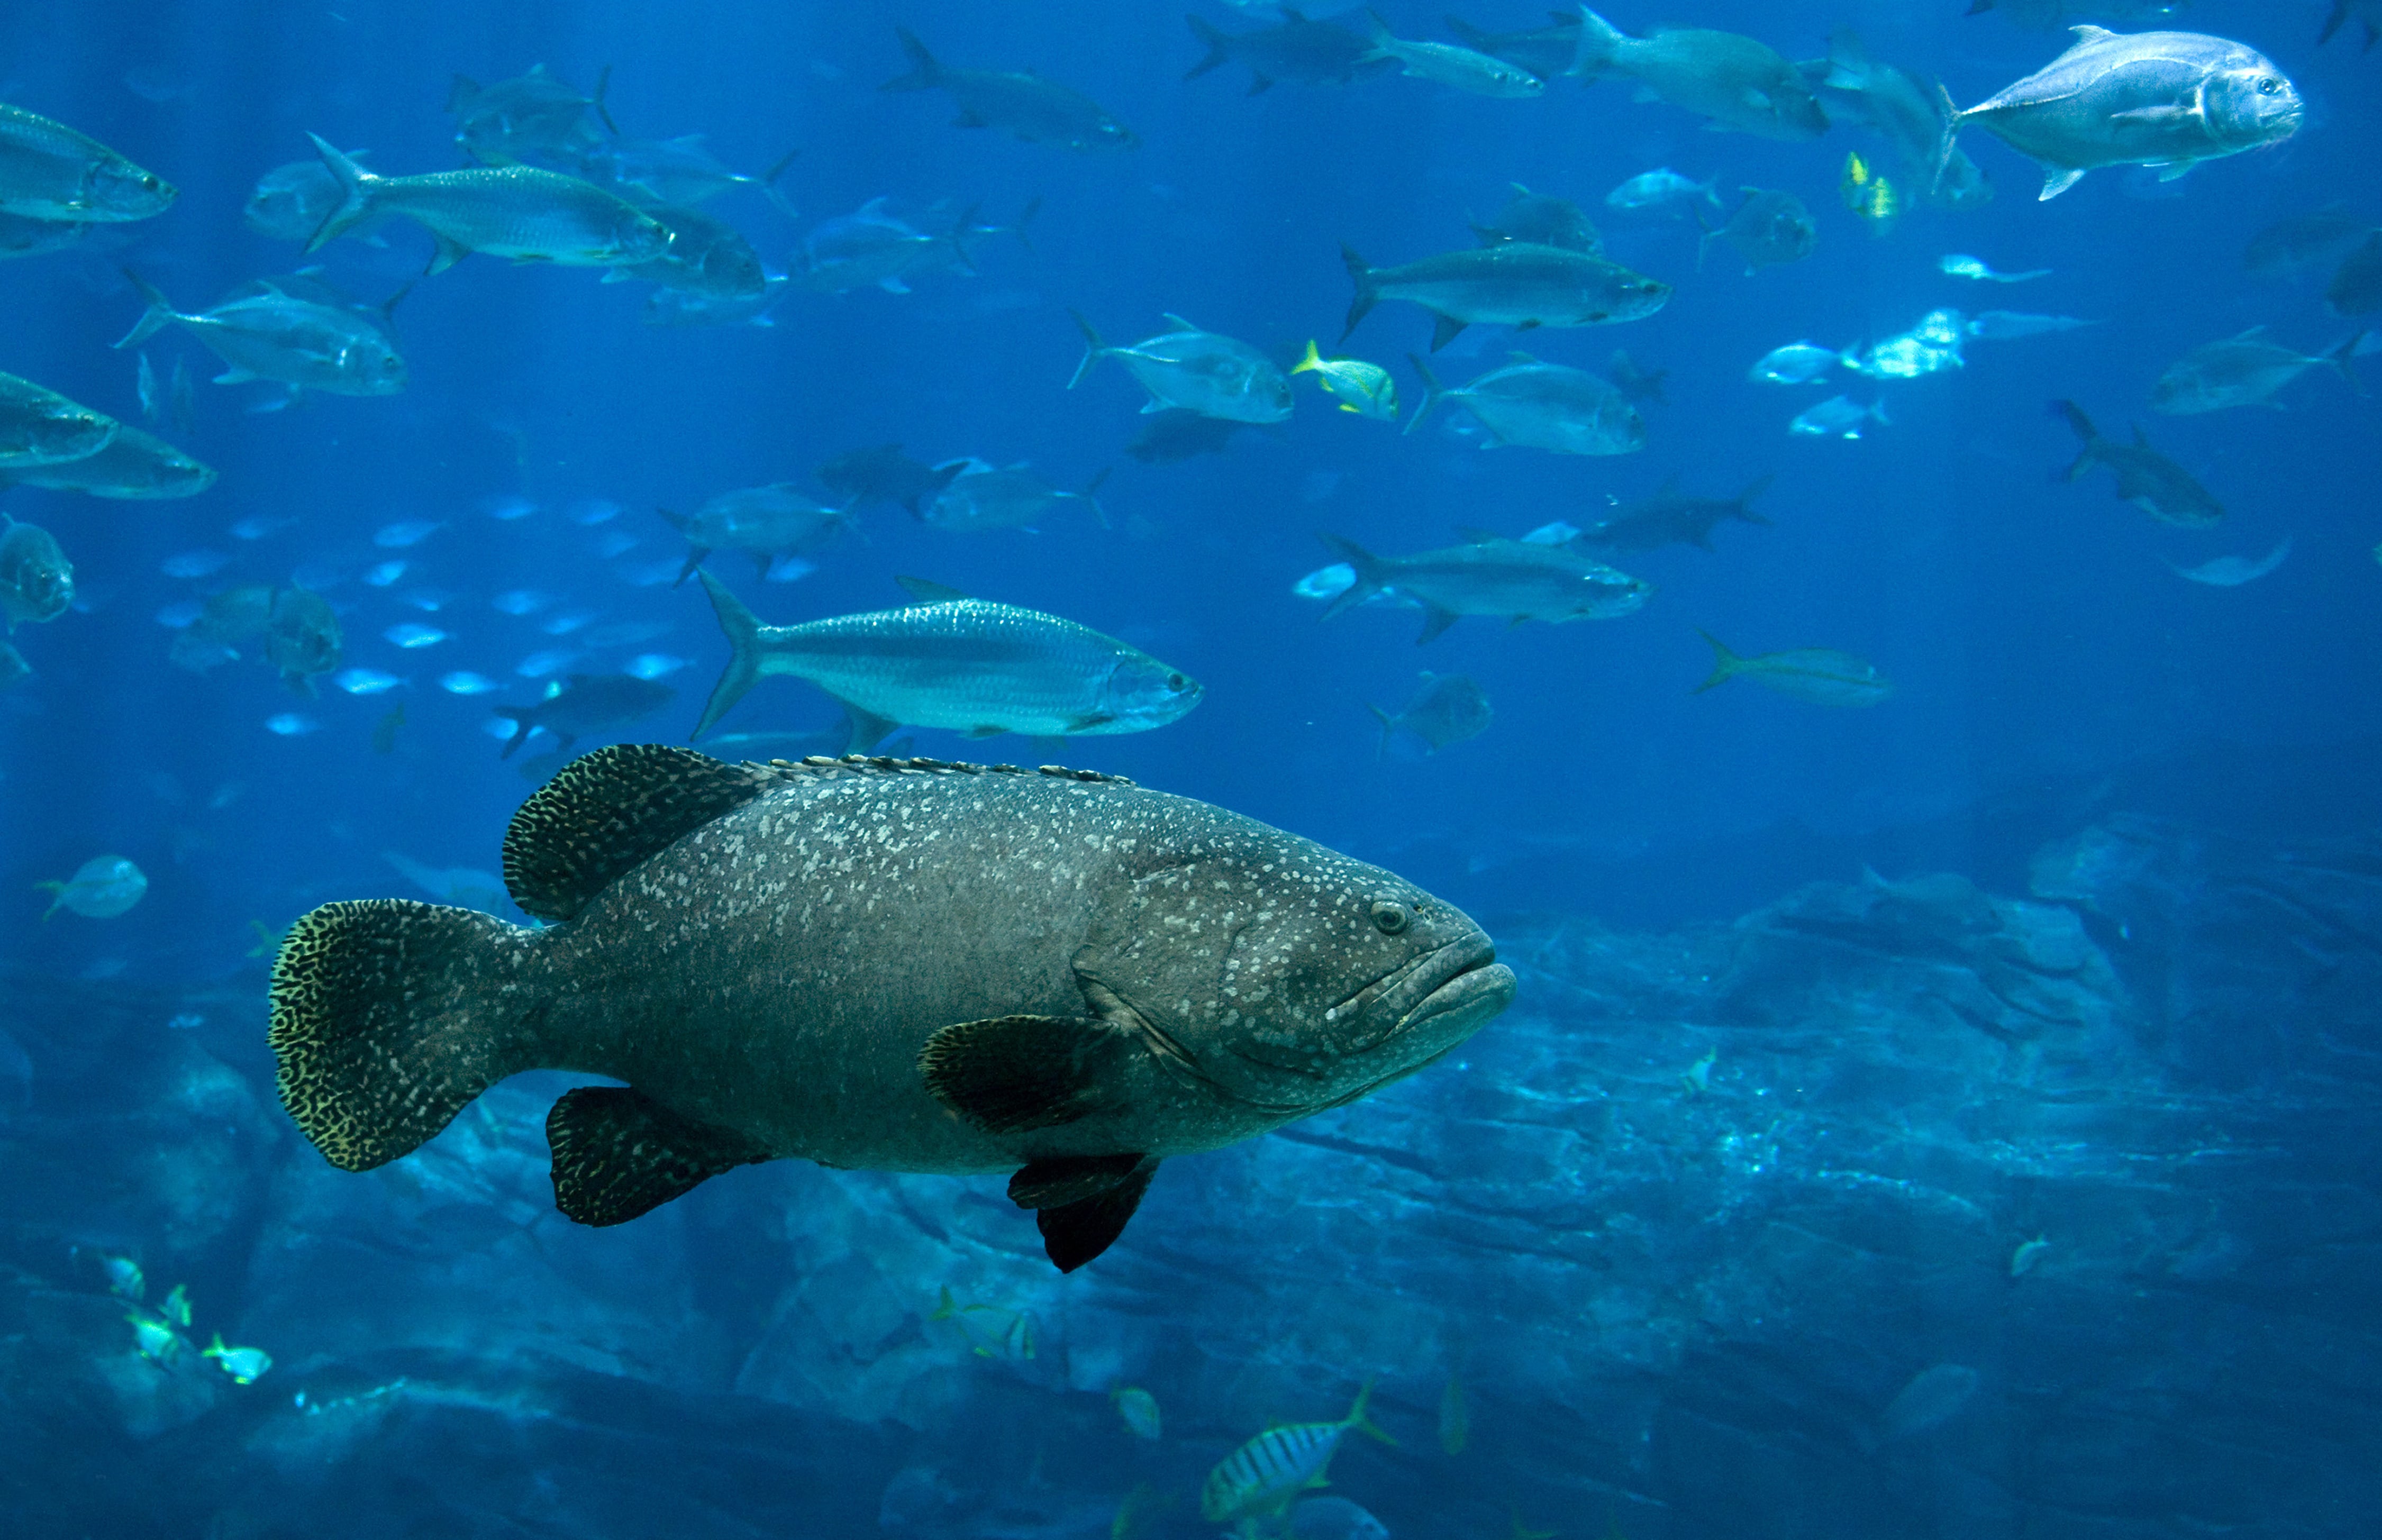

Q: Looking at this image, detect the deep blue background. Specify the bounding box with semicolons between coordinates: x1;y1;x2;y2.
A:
2;0;2375;977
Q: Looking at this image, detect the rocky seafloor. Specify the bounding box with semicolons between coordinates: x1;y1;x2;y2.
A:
4;814;2378;1539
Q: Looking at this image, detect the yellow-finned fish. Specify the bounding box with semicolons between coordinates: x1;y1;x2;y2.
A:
1840;152;1899;233
1113;1385;1162;1440
1292;340;1399;421
1199;1381;1396;1526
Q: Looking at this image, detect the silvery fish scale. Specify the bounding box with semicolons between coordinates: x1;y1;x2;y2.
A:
1958;28;2302;193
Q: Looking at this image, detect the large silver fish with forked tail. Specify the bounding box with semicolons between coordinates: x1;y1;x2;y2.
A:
1939;26;2302;201
299;134;670;274
1342;241;1669;351
693;572;1202;748
269;746;1514;1270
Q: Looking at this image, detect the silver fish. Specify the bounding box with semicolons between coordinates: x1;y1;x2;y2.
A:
0;422;213;498
1369;671;1493;755
493;672;675;758
2053;399;2222;525
0;102;175;221
1070;313;1293;423
301;135;670;274
1406;352;1643;455
1966;310;2098;340
0;210;87;260
661;486;856;584
448;65;613;168
613;203;769;300
1569;7;1830;140
1810;31;1993;208
579;136;788;209
2166;536;2289;586
115;270;407;400
1941;27;2303;201
1604;167;1721;213
1342;241;1669;351
2150;327;2361;413
923;462;1112;533
694;573;1200;745
264;587;342;696
1317;531;1650;643
1471;183;1601;253
1186;12;1387;92
1750;341;1848;385
1790;396;1890;439
0;516;74;631
0;371;119;467
1699;188;1817;274
266;746;1511;1273
1571;475;1774;553
1360;13;1545;97
244;150;386;244
879;28;1136;150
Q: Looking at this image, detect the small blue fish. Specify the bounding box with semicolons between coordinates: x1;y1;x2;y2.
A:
383;623;447;649
334;667;405;695
439;670;502;695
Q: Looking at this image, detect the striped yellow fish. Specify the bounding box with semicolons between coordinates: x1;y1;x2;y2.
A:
1199;1381;1395;1526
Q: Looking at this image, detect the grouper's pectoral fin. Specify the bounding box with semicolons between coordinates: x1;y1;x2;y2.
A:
546;1085;774;1227
917;1014;1138;1134
1012;1154;1159;1273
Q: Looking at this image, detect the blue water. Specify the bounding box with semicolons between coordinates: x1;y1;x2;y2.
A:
3;2;2379;1535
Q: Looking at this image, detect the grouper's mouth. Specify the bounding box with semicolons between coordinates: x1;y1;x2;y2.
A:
1333;933;1514;1054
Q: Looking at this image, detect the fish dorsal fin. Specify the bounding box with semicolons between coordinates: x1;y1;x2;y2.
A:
502;744;767;923
2068;24;2114;43
1161;312;1199;332
895;575;971;603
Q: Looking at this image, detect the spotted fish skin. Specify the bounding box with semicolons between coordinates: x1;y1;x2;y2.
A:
267;749;1514;1270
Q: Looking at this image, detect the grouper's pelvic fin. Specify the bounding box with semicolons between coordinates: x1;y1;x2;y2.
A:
546;1085;772;1226
268;899;540;1171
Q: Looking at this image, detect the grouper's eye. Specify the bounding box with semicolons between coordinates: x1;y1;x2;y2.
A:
1370;900;1410;936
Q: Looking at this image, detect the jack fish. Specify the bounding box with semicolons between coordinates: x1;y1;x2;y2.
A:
0;371;118;467
267;745;1514;1271
1940;26;2303;201
1406;352;1643;455
1070;313;1293;423
694;573;1202;746
2053;400;2222;525
1317;531;1650;643
0;423;213;498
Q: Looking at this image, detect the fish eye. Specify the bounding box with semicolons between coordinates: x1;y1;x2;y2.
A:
1369;900;1410;936
2256;77;2280;94
1167;672;1187;689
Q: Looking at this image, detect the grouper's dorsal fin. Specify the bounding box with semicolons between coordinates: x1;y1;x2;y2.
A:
502;744;768;923
546;1085;773;1226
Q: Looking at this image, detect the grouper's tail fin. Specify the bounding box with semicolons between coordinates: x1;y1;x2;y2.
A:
693;569;767;740
270;899;539;1171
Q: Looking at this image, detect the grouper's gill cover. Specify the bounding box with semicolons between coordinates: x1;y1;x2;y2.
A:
269;744;1514;1272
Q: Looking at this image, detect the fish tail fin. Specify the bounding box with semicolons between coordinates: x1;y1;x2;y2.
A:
1868;398;1892;427
761;147;802;222
1736;472;1777;522
1340;245;1378;342
1009;195;1041;255
112;268;180;350
1315;534;1386;619
881;26;943;91
2321;1;2349;44
302;132;378;252
1345;1379;1398;1446
1693;206;1720;273
1068;309;1106;389
1083;467;1113;529
590;62;619;136
1185;14;1234;80
1568;6;1624;78
1402;352;1446;435
1293;339;1325;376
1361;8;1395;53
945;202;985;275
694;569;769;739
1930;81;1964;196
2326;330;2366;394
2050;399;2099;478
269;899;541;1171
1694;631;1740;693
1368;701;1396;759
